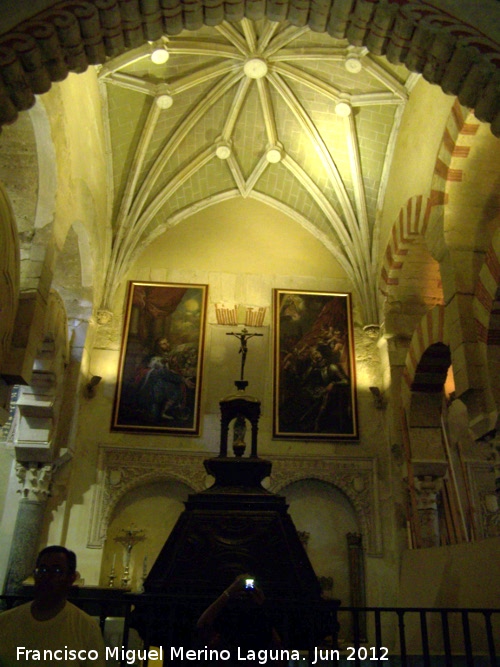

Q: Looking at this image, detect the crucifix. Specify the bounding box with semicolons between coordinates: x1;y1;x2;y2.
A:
226;327;263;382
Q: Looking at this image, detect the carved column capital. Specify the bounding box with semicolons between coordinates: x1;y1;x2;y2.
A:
15;462;53;502
413;474;444;548
96;310;113;325
414;475;443;510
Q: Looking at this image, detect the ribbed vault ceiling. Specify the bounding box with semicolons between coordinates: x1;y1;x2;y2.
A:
100;19;414;323
1;1;499;326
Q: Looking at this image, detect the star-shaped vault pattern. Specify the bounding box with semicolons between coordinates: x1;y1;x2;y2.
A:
99;18;414;323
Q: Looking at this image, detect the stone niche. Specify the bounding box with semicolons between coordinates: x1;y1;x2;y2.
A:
89;446;382;556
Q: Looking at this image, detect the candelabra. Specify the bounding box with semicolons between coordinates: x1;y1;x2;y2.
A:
114;527;146;589
108;564;116;588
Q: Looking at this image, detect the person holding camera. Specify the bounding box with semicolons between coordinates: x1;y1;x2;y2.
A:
196;574;286;666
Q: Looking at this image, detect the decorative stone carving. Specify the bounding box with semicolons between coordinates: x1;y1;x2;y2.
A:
414;475;443;511
15;462;53;501
362;324;381;340
89;447;383;556
88;447;208;548
481;494;500;538
96;310;113;325
467;460;499;539
269;455;382;555
414;475;444;548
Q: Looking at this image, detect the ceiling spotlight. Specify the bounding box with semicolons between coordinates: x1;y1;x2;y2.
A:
334;100;352;117
243;57;268;79
156;94;173;109
150;45;169;65
345;54;362;73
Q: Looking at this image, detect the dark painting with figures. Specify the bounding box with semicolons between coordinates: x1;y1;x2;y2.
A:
112;282;208;435
273;290;358;440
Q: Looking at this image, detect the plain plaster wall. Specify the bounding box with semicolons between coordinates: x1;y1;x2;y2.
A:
398;538;500;653
399;537;500;608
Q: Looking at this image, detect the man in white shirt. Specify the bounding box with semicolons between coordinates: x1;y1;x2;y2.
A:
0;545;106;667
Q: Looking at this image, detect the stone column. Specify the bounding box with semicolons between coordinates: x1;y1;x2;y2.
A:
414;475;443;548
4;463;52;593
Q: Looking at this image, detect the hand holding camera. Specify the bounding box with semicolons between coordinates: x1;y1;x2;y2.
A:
222;573;263;604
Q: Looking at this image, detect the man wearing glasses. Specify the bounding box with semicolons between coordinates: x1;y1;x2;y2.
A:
0;546;106;666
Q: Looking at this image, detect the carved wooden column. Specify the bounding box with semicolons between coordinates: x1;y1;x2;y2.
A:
4;463;53;593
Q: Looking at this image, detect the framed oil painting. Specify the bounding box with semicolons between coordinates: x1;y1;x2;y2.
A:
112;281;208;435
273;289;358;440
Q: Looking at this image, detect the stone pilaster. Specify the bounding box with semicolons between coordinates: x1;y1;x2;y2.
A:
4;463;52;593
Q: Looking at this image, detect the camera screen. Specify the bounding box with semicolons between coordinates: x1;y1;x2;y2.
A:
245;578;255;589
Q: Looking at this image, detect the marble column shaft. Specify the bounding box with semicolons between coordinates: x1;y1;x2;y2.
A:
4;463;52;593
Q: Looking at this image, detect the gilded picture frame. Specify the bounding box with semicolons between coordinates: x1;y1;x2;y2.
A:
112;281;208;435
273;289;358;440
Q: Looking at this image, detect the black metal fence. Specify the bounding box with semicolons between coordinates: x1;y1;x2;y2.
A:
1;594;498;667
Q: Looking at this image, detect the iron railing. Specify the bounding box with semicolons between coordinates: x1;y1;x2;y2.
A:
1;595;498;666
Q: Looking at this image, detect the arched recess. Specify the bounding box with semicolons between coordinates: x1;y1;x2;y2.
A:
88;447;207;549
88;447;382;557
380;97;498;436
281;478;359;605
0;1;499;136
407;341;452;437
100;477;192;590
428;103;499;436
270;456;382;556
401;306;448;406
402;339;455;549
401;309;497;546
